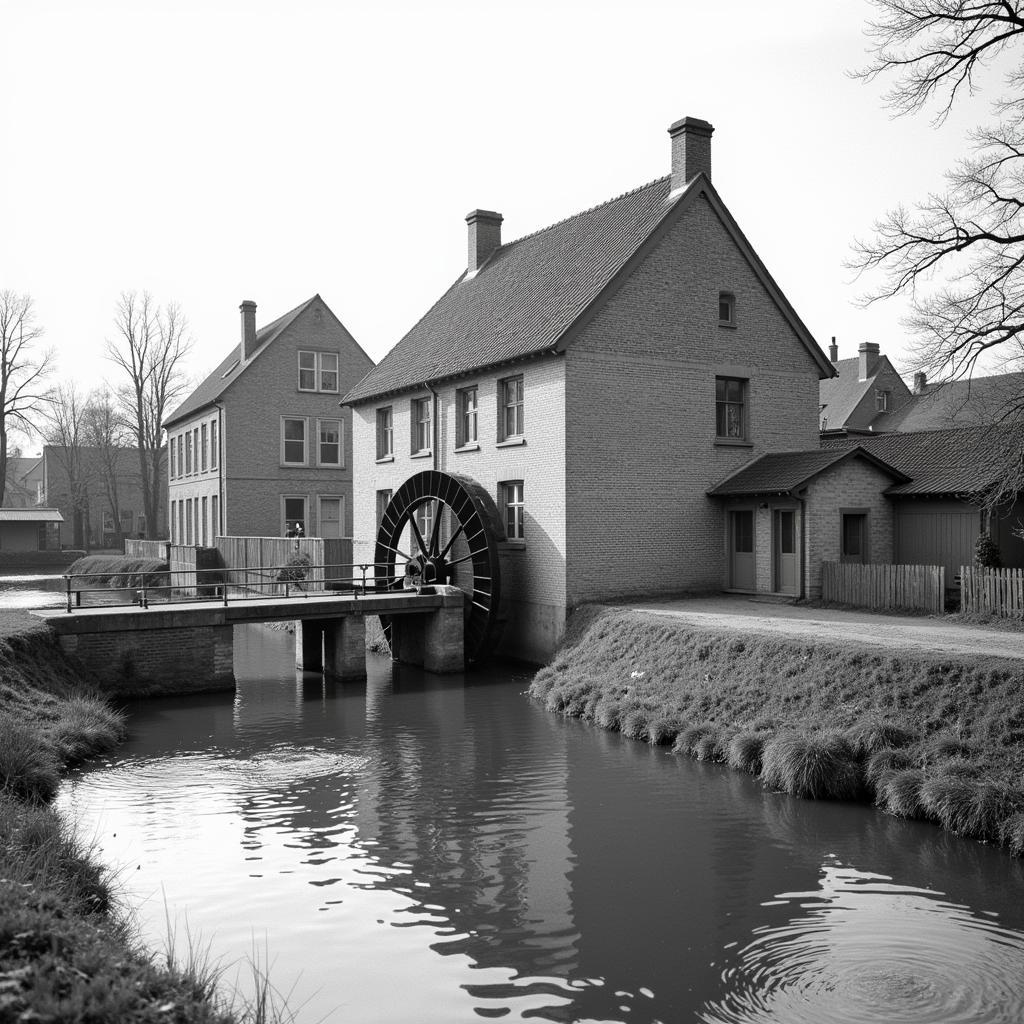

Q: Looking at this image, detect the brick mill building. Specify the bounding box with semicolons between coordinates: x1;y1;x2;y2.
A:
165;295;373;544
344;116;837;662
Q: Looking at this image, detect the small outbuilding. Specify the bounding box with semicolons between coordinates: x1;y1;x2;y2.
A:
0;508;64;552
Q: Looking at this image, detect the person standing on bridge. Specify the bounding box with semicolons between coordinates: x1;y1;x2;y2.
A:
403;557;423;590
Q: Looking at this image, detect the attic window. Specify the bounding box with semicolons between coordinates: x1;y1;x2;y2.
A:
221;361;239;379
875;389;889;412
719;292;736;327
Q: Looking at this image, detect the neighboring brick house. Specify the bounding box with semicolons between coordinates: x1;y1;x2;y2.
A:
818;340;913;436
3;456;43;509
42;445;166;549
343;117;835;662
164;295;373;544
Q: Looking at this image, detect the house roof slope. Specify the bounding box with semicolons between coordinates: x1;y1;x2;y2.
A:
818;357;874;429
874;371;1024;433
822;422;1024;496
0;508;63;522
708;447;906;497
164;296;319;428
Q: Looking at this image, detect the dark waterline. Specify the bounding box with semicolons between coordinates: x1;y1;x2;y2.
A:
55;623;1024;1024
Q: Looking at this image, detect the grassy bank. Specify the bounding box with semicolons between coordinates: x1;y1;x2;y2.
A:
530;606;1024;856
66;554;169;588
0;611;282;1022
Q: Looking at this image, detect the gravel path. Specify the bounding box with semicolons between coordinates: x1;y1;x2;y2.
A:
630;596;1024;662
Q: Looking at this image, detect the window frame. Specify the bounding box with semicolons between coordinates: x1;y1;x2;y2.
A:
718;291;736;327
185;431;193;475
875;389;890;412
297;350;340;394
200;423;208;472
376;406;394;461
411;396;432;455
498;375;524;443
281;495;308;538
319;352;339;393
281;416;308;466
376;489;393;526
211;494;219;539
456;386;479;449
317;417;344;468
210;420;218;470
715;376;748;442
297;350;317;392
176;434;183;477
500;480;525;542
169;437;176;480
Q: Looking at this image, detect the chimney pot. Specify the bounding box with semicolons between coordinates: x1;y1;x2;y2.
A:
913;371;928;393
858;341;880;381
829;336;839;363
668;116;714;193
240;300;257;361
466;209;503;276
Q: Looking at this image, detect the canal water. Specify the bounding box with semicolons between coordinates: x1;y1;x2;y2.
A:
52;622;1024;1023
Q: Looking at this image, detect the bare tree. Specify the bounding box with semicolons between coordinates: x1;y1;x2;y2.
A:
83;388;131;546
852;3;1024;397
107;291;192;540
40;383;92;549
0;291;53;505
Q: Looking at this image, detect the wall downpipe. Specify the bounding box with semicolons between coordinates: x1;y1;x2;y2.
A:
793;488;808;600
425;382;439;473
214;401;225;537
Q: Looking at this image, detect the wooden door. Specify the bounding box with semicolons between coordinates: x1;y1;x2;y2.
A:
319;497;343;539
773;508;798;594
729;510;755;591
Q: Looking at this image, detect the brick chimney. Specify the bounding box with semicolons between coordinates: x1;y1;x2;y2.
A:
858;342;880;381
466;210;503;276
668;116;714;193
240;300;257;361
829;336;839;363
913;371;928;393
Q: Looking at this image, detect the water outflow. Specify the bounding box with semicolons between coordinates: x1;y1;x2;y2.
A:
57;624;1024;1024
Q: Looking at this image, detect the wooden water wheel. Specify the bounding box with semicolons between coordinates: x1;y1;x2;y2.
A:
374;470;504;665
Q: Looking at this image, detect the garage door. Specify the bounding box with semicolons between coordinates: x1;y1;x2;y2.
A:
895;504;979;579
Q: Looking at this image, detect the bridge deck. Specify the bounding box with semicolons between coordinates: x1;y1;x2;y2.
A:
33;591;453;635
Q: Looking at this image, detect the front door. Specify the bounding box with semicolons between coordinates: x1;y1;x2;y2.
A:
319;497;342;539
773;507;798;594
729;510;755;591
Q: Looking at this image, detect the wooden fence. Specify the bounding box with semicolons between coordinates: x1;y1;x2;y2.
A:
821;562;946;615
959;566;1024;618
124;539;169;559
215;536;354;595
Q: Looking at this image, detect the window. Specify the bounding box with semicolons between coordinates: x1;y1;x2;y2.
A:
283;496;307;536
500;376;524;440
414;501;434;550
185;499;193;544
185;431;193;474
719;291;736;325
376;406;393;460
376;489;393;526
201;497;208;546
875;389;889;412
412;397;432;454
210;420;218;469
457;386;478;447
194;499;199;547
102;510;114;533
193;429;200;473
211;495;219;538
137;514;146;537
169;438;176;480
715;377;747;439
297;351;339;393
501;480;525;541
176;435;183;477
282;417;307;465
201;423;208;472
177;502;184;545
318;418;342;467
841;512;868;564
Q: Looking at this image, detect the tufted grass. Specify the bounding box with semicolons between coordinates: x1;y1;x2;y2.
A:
67;554;169;589
530;605;1024;855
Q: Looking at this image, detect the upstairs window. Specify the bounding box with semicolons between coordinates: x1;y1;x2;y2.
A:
500;375;524;441
282;417;307;465
501;480;525;541
298;351;340;393
200;423;208;472
376;489;393;526
376;406;393;460
185;431;193;474
318;418;342;466
719;291;736;326
169;437;176;480
412;397;432;454
715;377;747;440
457;386;478;447
176;435;183;477
210;420;218;469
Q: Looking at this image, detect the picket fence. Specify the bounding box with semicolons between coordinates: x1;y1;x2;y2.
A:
820;561;946;615
959;566;1024;618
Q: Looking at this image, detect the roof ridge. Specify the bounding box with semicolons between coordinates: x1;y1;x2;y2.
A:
502;175;672;248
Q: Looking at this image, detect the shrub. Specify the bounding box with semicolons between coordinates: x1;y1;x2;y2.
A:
595;698;623;731
761;731;863;800
276;552;311;585
865;748;915;791
728;732;768;774
999;812;1024;856
924;734;977;763
620;709;651;741
878;768;928;818
974;532;1002;569
693;733;725;762
0;714;60;803
646;716;681;746
920;776;1024;839
846;718;916;758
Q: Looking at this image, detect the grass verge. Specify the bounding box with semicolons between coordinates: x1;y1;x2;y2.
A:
0;610;289;1022
530;605;1024;855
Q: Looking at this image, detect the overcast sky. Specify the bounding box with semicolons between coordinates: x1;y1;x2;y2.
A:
1;0;1002;452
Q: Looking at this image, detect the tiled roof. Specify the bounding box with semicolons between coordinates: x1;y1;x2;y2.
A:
874;371;1024;432
344;177;680;404
708;447;906;496
822;423;1024;496
818;357;874;429
165;296;319;427
0;508;63;522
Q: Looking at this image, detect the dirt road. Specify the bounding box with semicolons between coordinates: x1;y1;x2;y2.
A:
630;596;1024;662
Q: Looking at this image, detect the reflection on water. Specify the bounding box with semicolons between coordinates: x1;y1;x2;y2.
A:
56;625;1024;1024
0;573;66;608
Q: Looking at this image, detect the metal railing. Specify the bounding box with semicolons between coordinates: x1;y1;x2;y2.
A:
61;562;399;613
